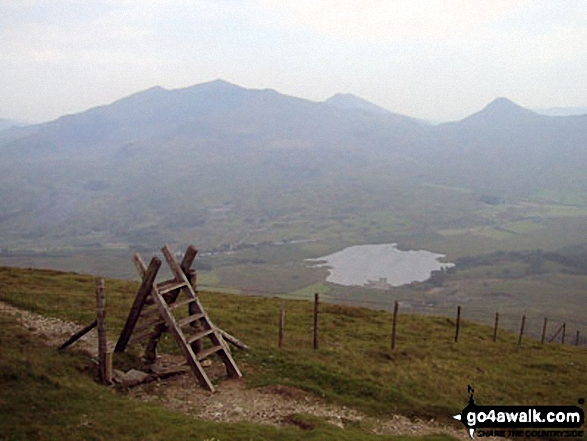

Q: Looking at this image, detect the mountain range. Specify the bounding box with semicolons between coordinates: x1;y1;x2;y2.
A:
1;79;586;253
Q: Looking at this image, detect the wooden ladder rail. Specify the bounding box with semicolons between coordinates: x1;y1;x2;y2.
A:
160;246;242;382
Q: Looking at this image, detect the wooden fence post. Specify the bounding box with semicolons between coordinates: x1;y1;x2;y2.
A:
391;300;399;350
279;300;285;348
313;293;319;350
561;323;566;344
541;317;548;344
518;315;526;346
575;331;580;347
455;306;461;343
492;312;499;342
96;278;111;385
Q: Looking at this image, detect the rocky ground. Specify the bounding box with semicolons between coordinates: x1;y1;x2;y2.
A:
0;300;474;440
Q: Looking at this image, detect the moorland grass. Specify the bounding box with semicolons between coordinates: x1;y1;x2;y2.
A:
0;266;586;432
0;315;456;441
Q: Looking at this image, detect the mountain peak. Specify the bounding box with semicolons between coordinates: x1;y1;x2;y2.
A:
458;97;539;125
480;97;537;116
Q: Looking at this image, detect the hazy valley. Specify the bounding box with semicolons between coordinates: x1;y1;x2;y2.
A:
2;80;587;334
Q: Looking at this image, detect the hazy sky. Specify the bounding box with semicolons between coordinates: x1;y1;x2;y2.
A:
2;0;586;123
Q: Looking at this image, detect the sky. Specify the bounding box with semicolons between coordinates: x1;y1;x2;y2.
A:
1;0;587;123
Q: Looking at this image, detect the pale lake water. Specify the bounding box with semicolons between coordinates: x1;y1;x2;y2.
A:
307;243;454;287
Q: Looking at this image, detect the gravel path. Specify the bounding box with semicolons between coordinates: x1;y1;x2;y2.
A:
0;299;473;440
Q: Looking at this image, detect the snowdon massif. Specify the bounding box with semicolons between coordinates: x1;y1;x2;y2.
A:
1;80;586;258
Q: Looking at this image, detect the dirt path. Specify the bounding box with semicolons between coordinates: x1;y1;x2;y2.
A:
0;300;472;440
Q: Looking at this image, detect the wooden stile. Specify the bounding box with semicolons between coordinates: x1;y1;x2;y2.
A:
115;245;243;392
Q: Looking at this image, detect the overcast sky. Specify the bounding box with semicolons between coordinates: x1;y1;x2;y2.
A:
2;0;586;123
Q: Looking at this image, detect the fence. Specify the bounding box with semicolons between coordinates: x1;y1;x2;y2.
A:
275;293;587;351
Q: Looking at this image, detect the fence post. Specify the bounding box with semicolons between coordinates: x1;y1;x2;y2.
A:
493;312;499;342
95;278;111;385
313;293;319;350
518;315;526;346
561;323;566;344
575;331;580;347
454;306;461;342
278;300;285;348
391;300;399;350
541;317;548;344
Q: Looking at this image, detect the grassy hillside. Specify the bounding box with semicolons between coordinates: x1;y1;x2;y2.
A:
0;314;457;441
1;266;585;439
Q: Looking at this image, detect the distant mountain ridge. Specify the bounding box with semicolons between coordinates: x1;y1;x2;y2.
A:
324;93;392;114
1;79;586;251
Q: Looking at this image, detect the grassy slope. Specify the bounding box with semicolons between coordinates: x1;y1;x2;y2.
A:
1;266;586;438
0;315;453;441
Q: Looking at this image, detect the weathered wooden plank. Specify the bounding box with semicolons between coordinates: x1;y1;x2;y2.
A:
196;344;223;361
133;253;148;277
187;328;215;345
158;281;187;295
115;257;161;353
169;298;195;311
178;313;205;328
218;329;248;350
180;245;198;274
149;282;215;391
58;319;97;351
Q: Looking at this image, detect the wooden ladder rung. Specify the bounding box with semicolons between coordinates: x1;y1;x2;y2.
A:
196;344;223;361
139;305;161;319
128;329;154;346
134;317;165;335
169;298;195;311
178;313;205;328
157;280;187;295
187;328;215;345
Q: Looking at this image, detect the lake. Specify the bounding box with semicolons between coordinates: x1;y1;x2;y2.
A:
307;243;454;288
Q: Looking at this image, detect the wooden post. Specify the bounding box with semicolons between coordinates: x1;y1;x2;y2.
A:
561;323;566;344
541;317;548;344
391;300;399;350
492;312;499;342
518;315;526;346
279;300;285;348
455;306;461;343
548;323;565;343
115;257;161;353
575;331;580;347
96;278;111;385
313;293;319;350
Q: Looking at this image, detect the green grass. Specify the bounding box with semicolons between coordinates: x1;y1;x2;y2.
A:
1;266;586;436
0;314;454;441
